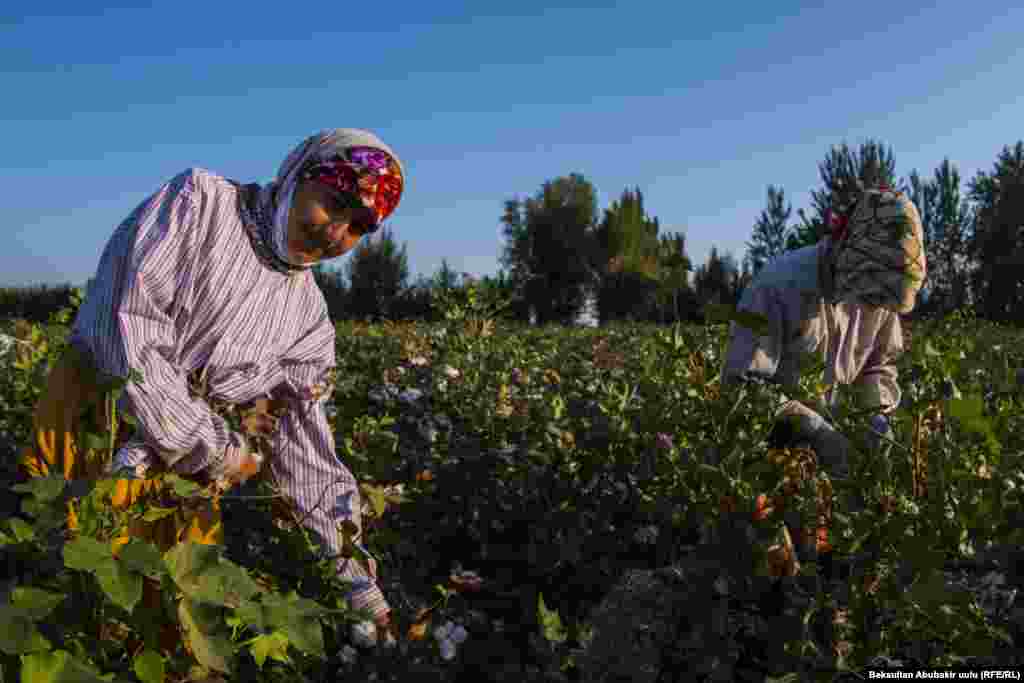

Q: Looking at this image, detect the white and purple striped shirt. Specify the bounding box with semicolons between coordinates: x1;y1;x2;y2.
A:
70;168;387;619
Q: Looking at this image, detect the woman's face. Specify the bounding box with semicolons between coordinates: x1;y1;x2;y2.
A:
286;180;373;264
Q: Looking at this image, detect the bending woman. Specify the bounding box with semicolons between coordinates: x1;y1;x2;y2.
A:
20;128;403;639
723;186;926;563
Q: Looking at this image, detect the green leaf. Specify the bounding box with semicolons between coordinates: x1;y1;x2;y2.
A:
237;592;326;655
0;607;51;654
63;536;113;572
909;570;950;610
362;484;388;519
19;649;109;683
8;517;36;543
133;650;165;683
141;506;177;522
11;475;66;503
95;560;143;613
90;479;120;500
10;587;66;620
249;631;292;668
537;592;566;643
118;539;167;579
164;474;202;498
179;597;234;674
948;395;984;422
83;433;107;452
165;541;259;607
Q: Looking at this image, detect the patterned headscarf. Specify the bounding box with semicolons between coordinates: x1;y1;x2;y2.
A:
827;187;926;314
239;129;404;275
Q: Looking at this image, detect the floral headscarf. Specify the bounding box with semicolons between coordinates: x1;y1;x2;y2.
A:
827;187;926;314
240;129;404;275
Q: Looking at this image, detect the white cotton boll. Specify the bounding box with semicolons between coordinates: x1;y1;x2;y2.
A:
351;621;378;648
433;622;453;642
339;645;358;664
450;625;468;644
439;639;457;661
444;365;461;379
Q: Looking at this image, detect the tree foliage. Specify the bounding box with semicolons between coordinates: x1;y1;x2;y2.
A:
499;174;600;326
344;225;410;322
746;185;792;275
966;142;1024;323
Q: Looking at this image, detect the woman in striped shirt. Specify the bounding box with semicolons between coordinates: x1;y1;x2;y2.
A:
20;128;403;644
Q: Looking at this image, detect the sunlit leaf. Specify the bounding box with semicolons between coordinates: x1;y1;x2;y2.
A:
10;586;65;620
249;631;292;668
133;650;165;683
19;649;108;683
538;592;566;643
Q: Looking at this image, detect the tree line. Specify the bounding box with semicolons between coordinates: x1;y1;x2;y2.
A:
4;138;1023;326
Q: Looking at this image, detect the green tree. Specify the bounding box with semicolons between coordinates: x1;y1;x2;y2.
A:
499;174;600;326
967;142;1024;322
593;188;662;323
746;185;792;274
344;225;410;321
432;258;461;293
693;247;739;310
312;264;349;321
653;231;695;323
908;159;974;316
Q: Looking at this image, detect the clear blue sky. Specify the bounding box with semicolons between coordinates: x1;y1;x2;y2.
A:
3;1;1023;288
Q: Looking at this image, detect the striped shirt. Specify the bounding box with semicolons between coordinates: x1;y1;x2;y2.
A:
70;168;388;619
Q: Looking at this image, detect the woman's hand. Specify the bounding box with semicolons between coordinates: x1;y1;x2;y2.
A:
203;437;263;489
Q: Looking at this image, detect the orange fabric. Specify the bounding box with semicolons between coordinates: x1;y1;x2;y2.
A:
18;345;223;550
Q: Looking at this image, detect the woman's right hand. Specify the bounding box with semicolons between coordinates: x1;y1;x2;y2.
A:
203;436;263;489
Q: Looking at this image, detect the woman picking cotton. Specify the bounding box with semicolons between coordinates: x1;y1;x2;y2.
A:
19;129;403;648
722;186;926;567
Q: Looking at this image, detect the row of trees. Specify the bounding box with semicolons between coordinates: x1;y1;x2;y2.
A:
746;139;1024;323
6;139;1022;327
311;177;743;326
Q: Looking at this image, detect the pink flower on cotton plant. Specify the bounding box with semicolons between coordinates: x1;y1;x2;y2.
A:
655;432;674;451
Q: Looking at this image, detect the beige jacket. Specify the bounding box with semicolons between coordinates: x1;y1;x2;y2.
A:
723;240;904;423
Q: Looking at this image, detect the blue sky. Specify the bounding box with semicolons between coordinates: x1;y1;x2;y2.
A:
2;1;1023;288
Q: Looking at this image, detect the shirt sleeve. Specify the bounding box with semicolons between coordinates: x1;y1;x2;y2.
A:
72;170;245;475
271;305;390;620
723;284;829;435
852;309;903;414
